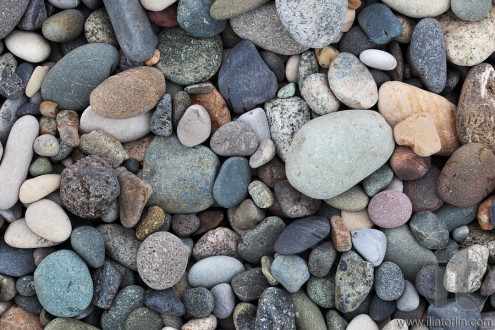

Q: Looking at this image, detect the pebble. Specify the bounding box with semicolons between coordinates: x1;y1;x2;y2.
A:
347;315;378;330
143;136;219;213
358;3;402;45
237;107;271;142
14;295;42;314
211;283;235;319
438;6;495;66
378;81;459;155
16;275;36;297
70;226;104;268
375;261;405;301
210;121;258;156
274;180;320;218
183;287;215;318
290;290;326;330
177;105;210;147
4;219;57;249
41;9;85;43
0;96;27;145
409;211;449;249
275;0;347;48
0;235;36;276
306;275;335;308
403;165;444;212
34;250;93;317
48;0;80;9
230;3;308;56
24;199;71;243
0;73;24;99
4;30;51;63
326;310;347;330
92;261;121;309
351;228;386;267
101;285;145;330
359;49;397;71
137;232;188;290
0;305;42;330
56;110;79;147
277;83;296;99
188;256;244;288
255;287;296;329
172;214;200;237
80;106;151;143
249;139;276;168
189;82;230;132
218;40;277;114
103;0;157;62
452;0;491;22
145;288;185;316
177;0;226;38
308;242;337;278
156;27;222;85
247;180;274;209
41;43;119;111
124;307;162;330
17;102;40;117
19;174;60;204
233;302;257;330
368;190;412;228
233;199;265;230
182;314;217;330
261;256;279;286
362;164;394;197
90;66;165;119
274;215;329;254
98;224;141;271
260;51;285;82
232;268;270;302
285;54;300;83
452;225;470;242
328;52;378;109
0;116;39;210
428;299;481;330
79;130;128;167
444;244;489;293
118;168;152;228
84;8;118;47
397;280;420;312
60;155;120;219
381;0;449;18
237;216;285;264
0;0;30;39
390;146;431;180
297;51;318;90
213;157;251;208
335;251;374;313
301;73;340;115
369;295;396;321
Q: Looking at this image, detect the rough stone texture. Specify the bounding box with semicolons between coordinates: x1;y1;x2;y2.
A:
210;0;270;20
101;285;145;330
452;0;492;22
79;130;128;167
0;305;42;330
409;211;449;250
92;261;121;309
444;245;489;293
177;0;226;38
84;8;118;47
403;166;444;212
118;168;152;228
0;0;30;39
301;73;340;116
330;215;352;252
190;82;231;132
394;113;442;157
98;224;141;271
192;227;240;260
375;261;405;301
255;287;296;330
56;110;79;147
367;190;413;228
231;268;270;302
210;121;258;156
142;136;219;213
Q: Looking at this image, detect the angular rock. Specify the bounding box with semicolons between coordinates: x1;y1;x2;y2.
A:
274;216;329;254
118;168;152;228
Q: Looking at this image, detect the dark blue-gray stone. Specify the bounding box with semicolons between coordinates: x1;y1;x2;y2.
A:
156;27;223;85
102;0;157;62
16;275;36;297
451;0;492;22
369;294;396;321
0;73;24;99
428;299;481;330
435;202;480;232
231;267;271;302
92;260;122;309
82;0;103;10
142;135;220;213
61;33;88;56
218;40;277;114
338;25;382;56
101;285;145;330
375;261;405;301
18;0;47;30
255;287;296;330
213;156;251;208
274;216;330;254
415;264;448;304
409;211;449;249
260;51;285;82
41;43;119;111
14;294;42;314
34;249;93;318
370;68;391;88
183;287;215;318
123;158;139;174
178;0;227;38
144;288;185;316
71;225;105;268
0;0;30;39
15;62;34;86
150;94;173;137
358;3;402;45
410;18;446;94
0;95;27;144
118;49;144;72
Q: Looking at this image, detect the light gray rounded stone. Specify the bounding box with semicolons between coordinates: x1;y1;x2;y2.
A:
188;256;244;288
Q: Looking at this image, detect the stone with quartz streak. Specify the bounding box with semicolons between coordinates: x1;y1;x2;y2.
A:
393;113;442;157
457;63;495;152
19;174;61;204
118;168;153;228
378;81;459;156
0;116;39;210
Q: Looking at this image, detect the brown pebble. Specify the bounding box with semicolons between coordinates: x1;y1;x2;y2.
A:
118;168;153;228
136;206;165;241
330;215;352;252
478;195;495;231
274;180;321;218
122;135;154;162
39;101;58;118
145;49;160;66
194;210;224;235
390;146;431;180
348;0;361;10
403;166;444;212
39;116;57;135
232;199;265;230
71;148;86;162
0;305;43;330
192;227;240;261
258;158;287;188
190;81;231;132
33;247;56;266
172;214;201;236
147;4;178;27
56;110;80;147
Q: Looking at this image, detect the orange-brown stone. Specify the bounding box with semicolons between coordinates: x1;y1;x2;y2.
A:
190;81;231;132
478;195;495;231
330;215;352;252
122;135;154;162
0;305;43;330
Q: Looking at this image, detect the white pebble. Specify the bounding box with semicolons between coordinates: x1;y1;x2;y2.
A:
359;49;397;71
346;314;378;330
5;30;51;63
237;107;271;142
25;65;51;97
19;174;61;204
4;219;58;248
25;199;72;243
140;0;177;11
177;105;211;147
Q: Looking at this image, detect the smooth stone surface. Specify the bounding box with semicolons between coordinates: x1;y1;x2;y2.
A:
0;116;38;210
397;280;420;312
41;43;119;111
340;26;381;56
34;250;93;317
452;0;491;22
255;287;295;329
297;51;318;91
351;228;386;267
80;106;151;143
301;73;340;116
177;0;226;38
381;0;450;18
286;110;394;200
237;108;270;142
213;157;251;208
358;4;402;45
211;283;235;319
19;174;60;204
210;0;270;20
25;199;71;243
308;241;337;278
210;121;258;156
218;40;277;115
0;0;30;39
444;245;489;293
103;0;157;62
393;113;442;157
231;268;270;302
274;180;320;218
101;285;145;330
70;226;105;268
0;236;36;277
230;3;308;56
145;288;185;316
362;164;394;197
328;53;378;109
368;190;412;228
192;227;240;260
188;256;244;288
4;219;58;249
0;96;27;145
274;216;330;254
156;27;222;85
4;30;51;63
325;185;369;212
359;49;397;71
306;275;335;309
290;290;326;330
78;130;127;167
143;136;219;213
183;287;214;318
41;9;84;43
275;0;347;48
124;307;162;330
409;211;449;249
90;66;166;119
177;105;210;146
428;299;481;330
375;261;405;301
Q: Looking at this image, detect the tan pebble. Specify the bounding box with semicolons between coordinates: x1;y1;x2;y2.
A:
181;314;217;330
19;174;61;203
56;110;80;147
118;168;153;228
341;9;355;32
177;105;211;147
39;116;57;135
348;0;361;10
393;113;441;157
4;219;58;248
378;81;460;156
477;195;495;231
249;139;276;168
341;209;373;231
315;46;339;69
136;206;165;241
25;199;72;242
122;135;154;162
25;65;50;97
395;15;416;43
39;101;58;118
330;215;352;252
285;54;301;83
145;49;160;66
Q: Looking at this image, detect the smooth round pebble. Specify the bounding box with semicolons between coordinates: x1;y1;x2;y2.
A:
188;256;244;288
33;134;59;157
177;105;211;147
25;199;71;243
70;226;105;268
375;261;405;301
368;190;412;228
5;30;51;63
359;49;397;70
183;287;215;318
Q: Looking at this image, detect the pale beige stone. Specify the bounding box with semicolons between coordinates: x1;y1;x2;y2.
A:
378;81;460;156
25;65;50;97
346;314;378;330
395;15;416;43
285;54;301;83
181;315;217;330
140;0;176;11
25;199;72;242
393;113;442;157
177;105;211;147
0;301;12;316
301;73;340;115
341;9;355;32
4;219;58;248
249;139;276;168
383;319;408;330
341;209;373;231
315;46;339;69
19;174;61;204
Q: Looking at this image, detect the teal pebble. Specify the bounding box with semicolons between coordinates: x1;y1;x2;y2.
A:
277;83;296;99
29;157;53;177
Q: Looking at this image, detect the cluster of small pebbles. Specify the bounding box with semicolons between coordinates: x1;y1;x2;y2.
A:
2;0;495;329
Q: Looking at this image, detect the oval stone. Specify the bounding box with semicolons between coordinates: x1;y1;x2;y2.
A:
188;256;244;288
367;191;412;228
25;199;72;243
34;249;93;317
41;43;119;111
274;216;330;254
381;0;450;18
359;49;397;71
177;0;226;38
90;66;166;119
286;110;394;200
41;9;85;42
0;0;30;39
213;157;251;208
177;105;211;147
4;219;58;249
4;30;50;63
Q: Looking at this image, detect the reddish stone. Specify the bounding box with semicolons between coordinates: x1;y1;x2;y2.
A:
403;166;444;212
258;158;287;188
194;210;224;235
368;190;413;228
190;82;231;132
147;5;178;27
192;227;240;260
0;305;43;330
122;135;154;162
390;146;431;180
478;195;495;231
348;0;361;10
330;215;352;252
118;168;153;228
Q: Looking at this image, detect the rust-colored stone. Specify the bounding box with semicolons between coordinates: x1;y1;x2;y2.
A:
0;305;43;330
39;100;58;118
122;135;154;162
118;168;153;228
390;146;431;181
190;81;231;132
39;116;57;135
194;210;225;236
330;215;352;252
136;206;165;241
147;4;178;27
348;0;361;10
478;195;495;231
57;110;80;147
